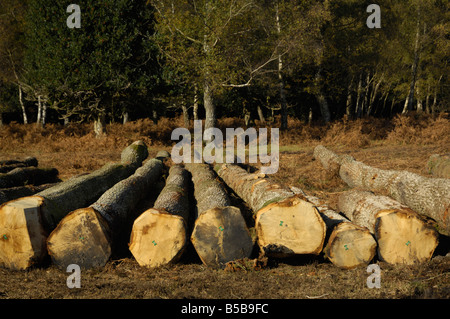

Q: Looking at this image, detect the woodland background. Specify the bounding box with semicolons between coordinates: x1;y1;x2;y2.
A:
0;0;448;134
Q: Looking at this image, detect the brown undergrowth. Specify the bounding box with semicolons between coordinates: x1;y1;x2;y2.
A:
0;113;449;299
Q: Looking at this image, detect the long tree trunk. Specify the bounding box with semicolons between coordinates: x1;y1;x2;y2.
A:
203;78;216;131
338;190;439;265
368;73;383;116
345;76;354;118
94;114;107;137
181;98;189;128
47;156;163;270
36;95;42;127
18;85;28;124
0;167;59;188
0;183;57;206
289;186;376;269
275;2;288;130
355;73;363;118
129;165;191;268
217;164;326;257
186;163;253;268
0;141;148;270
0;156;38;172
314;67;331;123
193;84;199;121
314;145;450;236
402;13;421;114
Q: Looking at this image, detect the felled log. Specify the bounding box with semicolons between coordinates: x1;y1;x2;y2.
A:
314;145;450;236
185;163;254;268
289;186;376;269
0;141;148;270
427;154;450;179
338;190;439;265
217;164;326;257
0;183;58;206
129;165;191;267
0;157;38;168
0;167;60;188
47;157;163;269
313;145;354;175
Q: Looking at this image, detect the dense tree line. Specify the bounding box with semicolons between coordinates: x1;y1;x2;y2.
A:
0;0;448;134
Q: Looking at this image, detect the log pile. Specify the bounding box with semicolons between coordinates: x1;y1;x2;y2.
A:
314;145;446;265
47;155;164;269
185;163;254;269
216;164;326;257
0;141;148;270
0;156;60;205
0;143;447;271
129;164;191;268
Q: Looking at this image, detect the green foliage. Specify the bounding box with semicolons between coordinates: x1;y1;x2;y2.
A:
24;0;161;121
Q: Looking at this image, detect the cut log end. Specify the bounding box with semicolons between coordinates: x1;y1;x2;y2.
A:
129;208;187;268
375;209;439;265
191;206;254;269
0;196;46;270
46;207;112;269
324;222;377;269
255;196;326;257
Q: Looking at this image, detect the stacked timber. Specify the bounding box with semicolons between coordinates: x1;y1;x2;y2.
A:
129;165;191;267
0;183;57;206
289;186;377;269
185;163;254;269
314;145;450;237
0;156;38;173
338;190;439;265
47;155;164;269
0;141;148;270
217;164;326;257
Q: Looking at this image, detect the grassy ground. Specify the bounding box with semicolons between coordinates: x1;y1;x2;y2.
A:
0;113;449;299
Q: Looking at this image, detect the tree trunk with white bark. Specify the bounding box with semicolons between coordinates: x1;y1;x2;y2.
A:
338;190;439;265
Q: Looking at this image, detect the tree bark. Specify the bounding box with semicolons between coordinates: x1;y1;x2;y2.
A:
0;167;60;188
181;99;189;128
275;2;288;130
355;73;363;118
345;77;354;118
313;145;354;176
18;85;28;124
0;156;38;173
0;141;148;270
129;165;191;268
402;13;421;114
203;78;216;131
217;164;326;257
338;190;439;265
94;114;107;137
427;154;450;179
47;156;164;269
185;163;253;268
315;145;450;236
193;84;199;121
257;105;266;125
0;183;57;206
314;68;331;123
36;95;42;127
289;186;376;269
